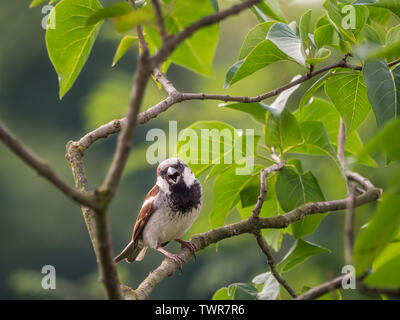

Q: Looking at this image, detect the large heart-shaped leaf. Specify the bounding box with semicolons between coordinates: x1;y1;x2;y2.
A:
289;121;343;171
224;40;288;87
265;110;303;153
295;98;376;167
353;0;400;19
238;21;276;60
363;60;400;127
277;239;330;272
245;0;286;23
267;22;306;66
353;192;400;275
325;72;372;134
46;0;103;99
275;167;326;238
175;121;258;179
209;165;263;228
146;0;219;76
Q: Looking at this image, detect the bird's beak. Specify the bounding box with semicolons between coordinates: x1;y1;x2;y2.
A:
167;167;179;183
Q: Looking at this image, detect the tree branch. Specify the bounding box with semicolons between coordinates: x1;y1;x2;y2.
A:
295;275;345;300
254;231;298;298
151;0;168;41
0;120;98;209
344;182;356;265
251;161;285;218
131;182;381;299
101;51;151;201
337;119;346;168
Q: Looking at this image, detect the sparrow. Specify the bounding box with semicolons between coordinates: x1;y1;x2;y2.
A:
114;158;203;271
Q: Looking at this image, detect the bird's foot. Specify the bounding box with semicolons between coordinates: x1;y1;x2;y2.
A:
157;245;185;273
175;239;198;261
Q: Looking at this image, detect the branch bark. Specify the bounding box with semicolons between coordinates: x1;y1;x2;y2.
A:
129;183;381;299
101;51;151;202
254;231;298;298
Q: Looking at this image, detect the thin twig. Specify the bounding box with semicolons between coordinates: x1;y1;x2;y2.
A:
128;0;148;51
151;0;168;41
102;51;151;200
344;182;356;265
251;161;285;218
254;231;298;298
295;275;345;300
337;119;346;168
0;120;98;209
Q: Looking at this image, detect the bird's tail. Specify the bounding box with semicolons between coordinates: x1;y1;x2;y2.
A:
114;240;147;263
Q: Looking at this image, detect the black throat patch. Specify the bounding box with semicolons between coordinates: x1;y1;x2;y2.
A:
167;180;202;214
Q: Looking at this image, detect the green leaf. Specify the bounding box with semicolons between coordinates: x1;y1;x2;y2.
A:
306;48;331;65
219;102;268;124
212;287;234;300
364;255;400;289
176;121;258;180
231;283;259;300
353;0;400;19
277;239;330;272
114;5;153;33
295;98;376;167
373;242;400;271
112;35;137;67
300;10;313;44
247;0;286;23
209;165;263;228
386;25;400;45
265;110;303;153
325;72;372;133
267;22;306;66
263;75;302;117
367;6;392;25
238;22;276;60
289;121;342;171
86;2;132;26
323;0;369;42
299;72;332;108
212;282;258;300
30;0;47;8
353;192;400;275
363;60;400;127
210;0;219;12
358;119;400;162
314;24;340;48
46;0;103;99
222;74;301;122
275;167;327;238
146;0;219;76
224;40;288;87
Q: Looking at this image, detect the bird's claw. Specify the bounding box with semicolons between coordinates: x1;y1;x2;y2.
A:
175;239;198;261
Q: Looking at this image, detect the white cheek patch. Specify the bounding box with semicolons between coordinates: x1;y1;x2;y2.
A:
156;175;170;194
182;166;195;187
141;196;155;208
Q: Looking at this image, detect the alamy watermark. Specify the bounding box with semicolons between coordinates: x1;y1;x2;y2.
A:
41;265;56;290
41;5;56;30
146;121;255;175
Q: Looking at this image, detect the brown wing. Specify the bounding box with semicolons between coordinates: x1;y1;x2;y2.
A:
131;184;159;242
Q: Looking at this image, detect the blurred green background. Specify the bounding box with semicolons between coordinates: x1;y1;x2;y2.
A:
1;0;399;299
